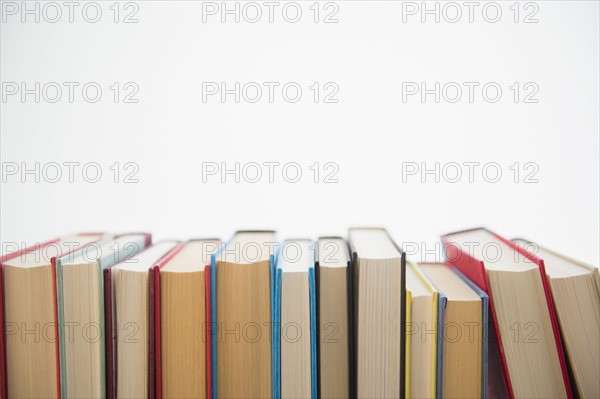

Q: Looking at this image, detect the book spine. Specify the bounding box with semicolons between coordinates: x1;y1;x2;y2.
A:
51;258;62;399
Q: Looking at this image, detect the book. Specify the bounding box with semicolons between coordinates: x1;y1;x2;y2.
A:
451;267;510;399
0;237;64;399
1;233;106;398
315;237;352;399
420;263;486;399
348;228;405;398
405;261;440;399
210;231;277;399
57;233;150;399
443;228;572;398
513;239;600;398
155;239;221;399
106;241;179;399
274;239;317;399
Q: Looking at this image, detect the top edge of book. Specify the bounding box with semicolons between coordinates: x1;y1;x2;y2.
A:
317;237;350;268
349;227;402;260
60;234;148;267
2;233;106;268
113;241;179;272
218;231;277;264
419;262;481;301
278;239;313;273
406;262;436;298
236;229;276;234
161;239;221;273
444;228;537;272
513;238;597;278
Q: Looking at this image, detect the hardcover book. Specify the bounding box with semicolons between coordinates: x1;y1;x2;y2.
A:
349;228;406;398
274;239;317;399
0;237;62;399
57;233;150;399
2;233;107;398
104;241;179;399
315;237;352;399
154;239;221;399
210;231;277;399
513;238;600;398
420;262;488;399
405;261;440;399
443;228;572;399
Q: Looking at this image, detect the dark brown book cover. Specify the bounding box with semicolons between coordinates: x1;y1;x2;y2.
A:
103;267;116;399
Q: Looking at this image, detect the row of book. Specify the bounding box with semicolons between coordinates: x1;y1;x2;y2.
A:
0;228;598;399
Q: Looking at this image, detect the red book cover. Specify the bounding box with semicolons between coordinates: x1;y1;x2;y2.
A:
442;228;573;399
148;265;156;399
205;265;212;399
0;238;60;399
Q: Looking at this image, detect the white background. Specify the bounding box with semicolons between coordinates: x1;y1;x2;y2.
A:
1;0;599;265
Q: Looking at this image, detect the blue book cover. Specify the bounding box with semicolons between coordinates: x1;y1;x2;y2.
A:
435;292;447;399
308;265;317;399
272;260;282;399
209;240;225;399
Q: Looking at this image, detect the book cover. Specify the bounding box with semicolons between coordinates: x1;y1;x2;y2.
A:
210;231;278;399
452;267;490;399
442;227;572;399
0;237;61;399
